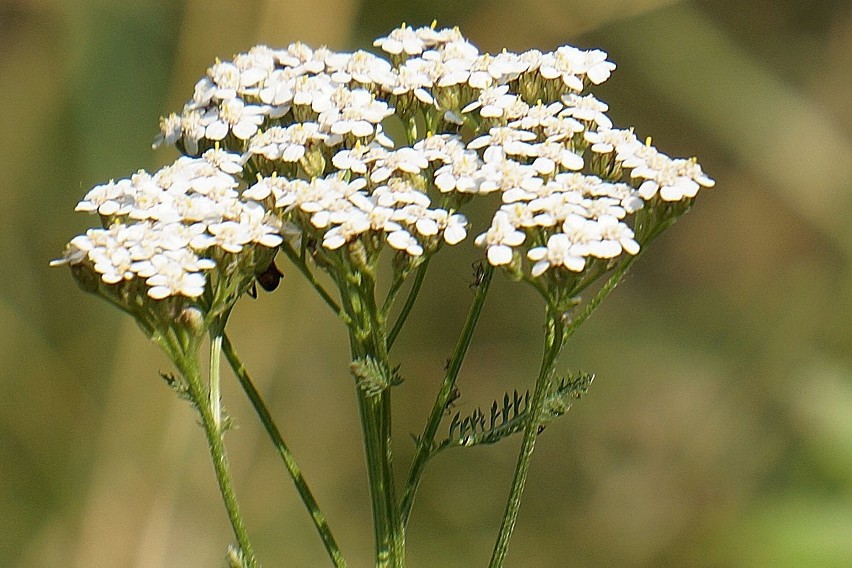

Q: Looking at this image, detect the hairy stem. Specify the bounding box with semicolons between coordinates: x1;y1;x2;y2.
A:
170;343;257;567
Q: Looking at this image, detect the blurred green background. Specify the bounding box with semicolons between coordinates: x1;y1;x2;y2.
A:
2;0;852;565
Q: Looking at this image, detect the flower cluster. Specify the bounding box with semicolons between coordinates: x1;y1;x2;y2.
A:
55;23;713;308
52;149;282;301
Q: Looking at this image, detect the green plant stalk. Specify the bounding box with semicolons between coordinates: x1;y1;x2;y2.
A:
164;337;257;568
386;259;430;350
400;264;494;526
488;307;564;568
488;255;638;566
336;260;405;567
352;274;406;567
222;333;348;568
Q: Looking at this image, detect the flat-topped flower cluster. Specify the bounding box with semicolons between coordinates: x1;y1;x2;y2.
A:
53;23;713;307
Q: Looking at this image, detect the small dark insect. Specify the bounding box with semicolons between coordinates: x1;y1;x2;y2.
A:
469;260;486;290
247;259;283;299
256;259;284;292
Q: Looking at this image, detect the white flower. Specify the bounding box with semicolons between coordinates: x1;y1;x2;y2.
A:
413;133;466;163
538;46;615;90
329;50;394;85
370;147;430;183
146;262;207;299
244;175;285;202
510;102;564;131
461;85;520;119
475;211;526;266
418;209;468;245
629;151;713;202
258;67;300;108
291;73;336;107
583;197;627;220
240;202;284;248
76;178;135;216
374;24;436;56
560;214;602;256
385;58;436;104
433;150;485;193
198;220;253;253
386;229;424;256
561;94;613;129
541;115;585;143
528;141;584;174
479;158;542;195
204;98;266;140
201;148;243;175
469;126;536;162
322;209;371;249
206;61;243;101
589;215;639;258
577;48;615;85
527;233;587;276
317;88;394;138
153;113;182;148
179;107;207;154
246;122;324;161
584;128;641;156
332;144;385;174
372;178;431;209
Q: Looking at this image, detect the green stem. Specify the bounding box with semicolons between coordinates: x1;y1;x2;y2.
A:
400;264;494;525
489;255;639;567
171;343;257;567
489;308;564;568
386;259;430;350
564;254;637;341
346;273;404;567
222;333;348;568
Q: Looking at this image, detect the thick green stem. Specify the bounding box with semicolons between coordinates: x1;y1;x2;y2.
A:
222;333;347;568
400;264;494;525
347;272;404;567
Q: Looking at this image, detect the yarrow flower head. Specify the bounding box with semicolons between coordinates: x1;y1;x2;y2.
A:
52;27;714;567
58;22;713;323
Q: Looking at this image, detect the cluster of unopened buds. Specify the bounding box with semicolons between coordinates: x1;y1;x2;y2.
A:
53;22;713;310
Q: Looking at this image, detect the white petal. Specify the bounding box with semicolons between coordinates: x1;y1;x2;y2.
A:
444;225;466;245
206;121;229;140
487;245;513;266
531;260;550;277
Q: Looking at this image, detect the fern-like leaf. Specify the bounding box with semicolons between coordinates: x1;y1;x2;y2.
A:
434;372;594;454
438;389;531;451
